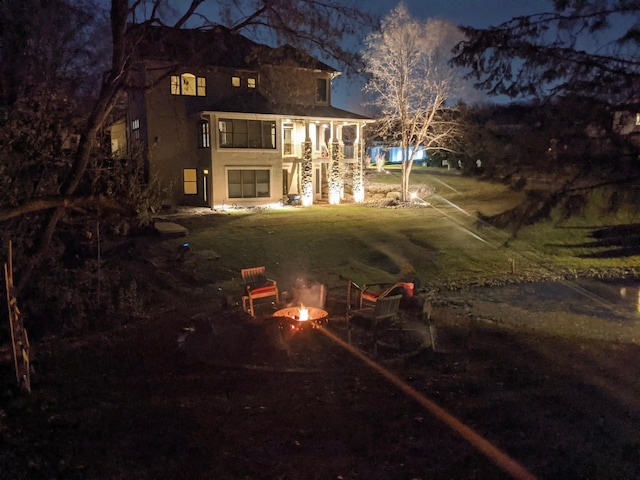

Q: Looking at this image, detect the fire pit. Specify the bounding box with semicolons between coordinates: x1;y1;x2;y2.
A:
273;305;328;331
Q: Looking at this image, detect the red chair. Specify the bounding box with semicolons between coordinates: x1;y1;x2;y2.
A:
360;282;414;308
241;266;279;317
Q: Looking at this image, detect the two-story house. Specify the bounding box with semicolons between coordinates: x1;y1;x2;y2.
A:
115;25;373;208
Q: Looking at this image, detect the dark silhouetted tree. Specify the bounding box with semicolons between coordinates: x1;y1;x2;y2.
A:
0;0;373;329
452;0;640;103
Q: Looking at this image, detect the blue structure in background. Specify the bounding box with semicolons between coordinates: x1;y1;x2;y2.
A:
368;145;430;165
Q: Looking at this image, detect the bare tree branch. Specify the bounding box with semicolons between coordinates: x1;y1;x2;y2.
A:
452;0;640;102
0;196;129;223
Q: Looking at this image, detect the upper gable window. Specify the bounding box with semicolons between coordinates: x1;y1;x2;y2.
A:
636;112;640;126
316;78;328;103
197;77;206;96
232;76;241;87
170;73;206;96
247;78;256;89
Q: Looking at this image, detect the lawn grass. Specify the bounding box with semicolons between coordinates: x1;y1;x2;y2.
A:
179;169;640;294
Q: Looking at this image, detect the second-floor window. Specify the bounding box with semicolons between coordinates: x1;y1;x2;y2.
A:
171;73;206;96
197;77;206;96
198;121;210;148
218;119;276;149
316;78;328;103
230;75;257;89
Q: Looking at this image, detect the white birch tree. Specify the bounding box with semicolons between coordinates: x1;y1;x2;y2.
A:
362;4;465;201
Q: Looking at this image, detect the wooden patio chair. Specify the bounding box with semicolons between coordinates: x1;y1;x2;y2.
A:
346;280;362;313
346;294;403;357
241;266;279;317
360;282;414;308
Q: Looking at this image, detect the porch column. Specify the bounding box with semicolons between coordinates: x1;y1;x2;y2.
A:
352;123;365;203
301;121;313;206
328;122;342;205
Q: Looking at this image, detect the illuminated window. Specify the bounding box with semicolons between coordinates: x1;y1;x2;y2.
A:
170;73;206;96
183;168;197;195
316;78;328;103
197;77;206;96
218;119;276;149
232;76;241;87
171;76;180;95
181;73;196;96
247;78;256;88
636;113;640;126
228;169;270;198
198;121;210;148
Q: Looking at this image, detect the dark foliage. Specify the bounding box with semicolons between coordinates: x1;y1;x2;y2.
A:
0;0;374;337
452;0;640;103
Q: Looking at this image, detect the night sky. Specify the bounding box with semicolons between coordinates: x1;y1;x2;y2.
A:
334;0;554;111
366;0;549;27
162;0;562;109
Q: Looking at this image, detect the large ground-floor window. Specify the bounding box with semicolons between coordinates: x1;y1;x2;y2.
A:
228;169;270;198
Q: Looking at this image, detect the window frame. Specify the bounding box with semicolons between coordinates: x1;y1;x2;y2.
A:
198;120;210;148
181;73;196;96
316;78;328;103
131;118;140;142
218;118;276;150
227;168;271;199
197;77;206;96
170;73;207;96
183;168;198;195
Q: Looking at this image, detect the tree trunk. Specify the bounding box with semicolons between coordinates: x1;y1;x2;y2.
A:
15;0;129;294
401;145;413;202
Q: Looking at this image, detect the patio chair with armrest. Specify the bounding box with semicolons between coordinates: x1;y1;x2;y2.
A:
360;281;414;308
346;294;403;357
241;266;279;317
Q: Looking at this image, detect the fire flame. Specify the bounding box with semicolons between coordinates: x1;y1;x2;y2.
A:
299;304;309;321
